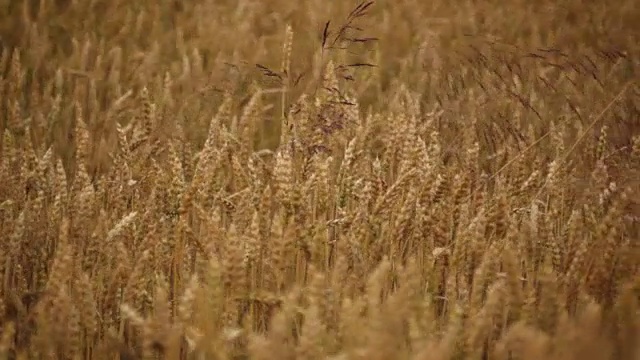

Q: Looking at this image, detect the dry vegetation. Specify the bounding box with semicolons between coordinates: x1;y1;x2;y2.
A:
1;0;640;359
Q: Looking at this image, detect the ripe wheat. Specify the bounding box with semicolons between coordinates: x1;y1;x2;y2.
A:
0;0;638;359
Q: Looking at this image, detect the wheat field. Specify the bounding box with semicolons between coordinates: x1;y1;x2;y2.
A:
0;0;639;359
